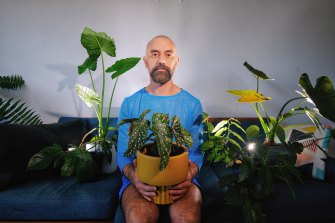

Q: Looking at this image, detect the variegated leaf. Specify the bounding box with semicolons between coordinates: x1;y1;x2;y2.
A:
125;119;149;157
75;84;100;107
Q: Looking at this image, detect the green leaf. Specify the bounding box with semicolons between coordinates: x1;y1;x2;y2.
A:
106;57;141;79
246;125;260;140
61;155;76;177
0;98;42;125
214;127;227;137
275;125;287;145
172;116;184;146
152;113;172;170
0;75;24;90
75;84;100;107
299;73;335;122
243;61;273;80
81;27;116;58
212;120;228;133
77;57;98;74
140;109;151;120
125;119;149;156
201;140;214;151
27;144;65;170
75;150;99;183
230;131;245;144
181;127;193;148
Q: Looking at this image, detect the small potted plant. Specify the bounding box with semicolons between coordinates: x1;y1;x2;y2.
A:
119;109;193;204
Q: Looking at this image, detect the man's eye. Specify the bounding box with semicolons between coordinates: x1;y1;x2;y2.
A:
152;53;158;57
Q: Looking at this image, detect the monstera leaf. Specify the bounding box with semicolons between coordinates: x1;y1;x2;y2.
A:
299;73;335;123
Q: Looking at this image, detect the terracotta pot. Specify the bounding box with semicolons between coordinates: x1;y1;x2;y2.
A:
136;143;189;204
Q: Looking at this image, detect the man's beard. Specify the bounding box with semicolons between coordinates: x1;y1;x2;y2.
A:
150;64;172;85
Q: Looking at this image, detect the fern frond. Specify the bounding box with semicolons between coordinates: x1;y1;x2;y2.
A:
0;98;42;125
0;75;25;90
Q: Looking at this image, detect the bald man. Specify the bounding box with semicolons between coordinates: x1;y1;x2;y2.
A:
117;35;203;223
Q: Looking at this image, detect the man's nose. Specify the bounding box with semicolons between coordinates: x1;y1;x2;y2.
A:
158;55;166;64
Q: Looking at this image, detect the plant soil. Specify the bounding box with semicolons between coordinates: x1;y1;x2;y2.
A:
141;143;185;157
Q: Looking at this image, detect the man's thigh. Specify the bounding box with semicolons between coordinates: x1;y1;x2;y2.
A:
169;184;202;222
122;185;159;220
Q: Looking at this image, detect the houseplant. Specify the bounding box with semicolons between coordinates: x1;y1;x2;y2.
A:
27;27;141;182
202;62;334;223
0;74;42;125
119;109;193;204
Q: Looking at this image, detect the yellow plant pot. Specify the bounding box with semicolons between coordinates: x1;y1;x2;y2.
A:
136;144;188;204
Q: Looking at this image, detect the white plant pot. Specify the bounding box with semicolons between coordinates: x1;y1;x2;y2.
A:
85;143;118;174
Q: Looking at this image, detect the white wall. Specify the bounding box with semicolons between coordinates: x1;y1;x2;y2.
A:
0;0;334;124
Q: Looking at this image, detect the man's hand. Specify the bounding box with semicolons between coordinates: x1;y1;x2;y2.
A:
169;160;198;201
123;162;157;202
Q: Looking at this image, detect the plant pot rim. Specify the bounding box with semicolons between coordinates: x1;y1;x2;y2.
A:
138;142;188;159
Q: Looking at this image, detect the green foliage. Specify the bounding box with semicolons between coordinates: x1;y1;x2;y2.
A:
27;27;140;182
120;109;192;171
76;27;141;152
0;75;24;90
299;73;335;123
27;144;99;183
202;113;246;166
0;74;42;125
202;113;306;223
228;62;323;143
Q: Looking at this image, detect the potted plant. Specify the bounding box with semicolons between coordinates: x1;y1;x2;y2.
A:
119;109;193;204
27;27;141;182
0;74;42;125
202;62;334;223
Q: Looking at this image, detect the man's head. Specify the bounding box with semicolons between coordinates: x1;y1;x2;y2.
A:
144;35;180;85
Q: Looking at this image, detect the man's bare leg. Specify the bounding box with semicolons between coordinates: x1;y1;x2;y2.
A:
169;184;202;223
122;185;159;223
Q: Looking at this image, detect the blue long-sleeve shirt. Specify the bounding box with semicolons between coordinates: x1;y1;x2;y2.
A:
117;88;203;196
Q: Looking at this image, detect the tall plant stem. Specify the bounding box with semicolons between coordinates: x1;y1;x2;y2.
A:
88;70;96;92
104;77;119;134
99;53;106;138
277;97;305;119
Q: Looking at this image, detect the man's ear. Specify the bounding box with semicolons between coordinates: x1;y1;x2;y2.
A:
143;56;148;68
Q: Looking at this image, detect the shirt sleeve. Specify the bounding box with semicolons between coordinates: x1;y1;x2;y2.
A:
188;99;204;171
116;99;135;172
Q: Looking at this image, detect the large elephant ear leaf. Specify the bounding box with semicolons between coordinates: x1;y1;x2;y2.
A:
125;119;149;157
78;27;116;74
75;84;100;107
299;73;335;122
106;57;141;79
27;144;65;170
152;113;172;170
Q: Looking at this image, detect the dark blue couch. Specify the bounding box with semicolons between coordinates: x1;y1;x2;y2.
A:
0;117;335;222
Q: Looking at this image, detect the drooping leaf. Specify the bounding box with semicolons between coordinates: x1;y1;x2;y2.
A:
275;125;286;146
106;57;141;79
172;116;184;146
299;73;335;122
27;144;65;170
0;98;42;125
75;84;100;108
152;113;172;170
77;57;98;74
0;75;25;90
243;61;273;80
125;119;149;156
181;127;193;148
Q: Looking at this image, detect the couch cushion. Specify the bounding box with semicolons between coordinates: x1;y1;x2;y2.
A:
0;170;122;220
0;120;88;190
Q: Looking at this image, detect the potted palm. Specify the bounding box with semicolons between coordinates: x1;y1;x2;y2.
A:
119;109;193;204
27;27;141;182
